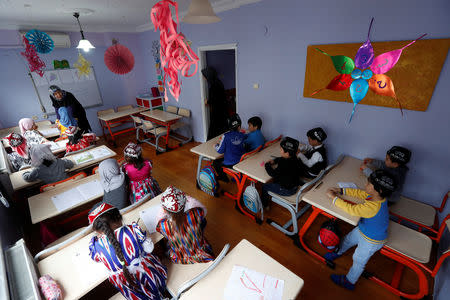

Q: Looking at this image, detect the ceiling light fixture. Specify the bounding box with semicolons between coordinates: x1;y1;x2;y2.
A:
73;12;95;52
182;0;221;24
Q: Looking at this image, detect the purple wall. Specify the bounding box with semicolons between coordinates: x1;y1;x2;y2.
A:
206;50;236;90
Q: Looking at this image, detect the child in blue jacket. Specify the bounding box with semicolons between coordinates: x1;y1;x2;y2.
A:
243;116;265;152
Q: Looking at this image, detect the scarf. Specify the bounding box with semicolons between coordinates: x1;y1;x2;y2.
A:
99;159;125;192
18;118;35;135
29;144;56;167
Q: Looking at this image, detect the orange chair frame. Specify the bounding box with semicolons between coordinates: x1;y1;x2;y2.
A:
264;135;282;148
40;172;87;193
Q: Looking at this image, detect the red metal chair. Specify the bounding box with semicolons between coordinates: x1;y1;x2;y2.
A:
263;135;282;148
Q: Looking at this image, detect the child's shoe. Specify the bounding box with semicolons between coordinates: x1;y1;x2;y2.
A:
330;274;355;291
324;251;340;262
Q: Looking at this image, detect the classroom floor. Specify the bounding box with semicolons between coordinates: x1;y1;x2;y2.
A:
24;134;431;300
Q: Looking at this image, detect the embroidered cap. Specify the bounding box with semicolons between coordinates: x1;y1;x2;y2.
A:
280;136;299;154
227;113;242;130
88;202;115;224
387;146;411;165
161;185;187;213
369;169;396;194
307;127;327;142
4;133;24;147
66;126;79;136
124;142;142;158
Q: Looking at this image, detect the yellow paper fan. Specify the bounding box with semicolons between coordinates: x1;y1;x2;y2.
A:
73;52;92;77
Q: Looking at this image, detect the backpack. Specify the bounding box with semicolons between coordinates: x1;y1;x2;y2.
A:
318;220;341;252
198;165;218;196
243;182;263;220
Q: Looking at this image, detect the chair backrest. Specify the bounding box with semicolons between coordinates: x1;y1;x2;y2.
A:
97;108;115;116
35;120;52;126
40;171;87;192
166;105;178;114
264;135;282;148
117;105;133;112
178;108;191;118
130;115;142;127
175;244;230;300
239;145;263;162
92;166;99;174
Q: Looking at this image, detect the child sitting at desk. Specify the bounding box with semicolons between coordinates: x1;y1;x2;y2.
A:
213;113;245;182
262;137;303;207
65;126;96;153
22;144;74;184
89;203;167;300
156;186;214;264
4;133;31;171
99;159;129;209
55;106;77;136
123;142;162;203
18;118;47;145
243;116;265;152
360;146;410;205
298;127;327;178
324;170;396;291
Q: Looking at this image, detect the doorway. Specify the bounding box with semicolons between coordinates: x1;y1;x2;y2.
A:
198;44;238;142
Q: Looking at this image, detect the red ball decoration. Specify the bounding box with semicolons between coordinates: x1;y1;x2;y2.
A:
104;43;135;75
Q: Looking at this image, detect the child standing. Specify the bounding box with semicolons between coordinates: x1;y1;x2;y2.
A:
4;133;31;171
360;146;410;205
55;106;77;136
213;113;245;182
324;170;396;290
65;126;96;153
243;116;265;152
262;137;302;207
22;144;74;184
18;118;47;145
89;203;167;300
99;159;129;209
298;127;327;178
156;186;214;264
123;142;162;203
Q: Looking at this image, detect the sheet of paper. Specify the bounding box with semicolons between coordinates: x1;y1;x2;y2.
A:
44;141;59;151
56;139;68;147
140;204;162;234
224;265;284;300
58;69;74;83
39;128;60;137
72;250;109;287
51;188;84;212
90;147;111;160
77;180;103;200
70;69;81;82
338;182;358;189
45;70;61;86
72;152;94;165
32;72;49;86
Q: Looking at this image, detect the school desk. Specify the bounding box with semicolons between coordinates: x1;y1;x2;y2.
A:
190;135;223;186
37;194;164;300
28;173;101;224
179;239;304;300
97;107;149;145
140;110;182;152
296;155;368;264
9;145;116;191
0;123;60;147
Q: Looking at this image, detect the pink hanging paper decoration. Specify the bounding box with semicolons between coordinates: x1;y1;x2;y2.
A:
20;36;46;77
104;43;135;75
151;0;199;101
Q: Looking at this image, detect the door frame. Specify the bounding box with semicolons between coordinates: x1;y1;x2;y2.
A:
198;43;238;142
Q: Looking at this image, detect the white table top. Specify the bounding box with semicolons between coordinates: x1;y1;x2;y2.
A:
301;155;367;226
141;110;182;123
1;124;60;147
190;135;223;160
97;107;149;122
233;141;281;183
28;173;101;224
37;195;164;300
180;239;304;300
10;145;116;191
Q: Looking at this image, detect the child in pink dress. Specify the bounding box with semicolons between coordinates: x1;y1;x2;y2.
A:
122;142;162;203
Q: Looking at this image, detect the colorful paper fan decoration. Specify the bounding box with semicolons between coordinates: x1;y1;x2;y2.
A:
20;36;46;77
104;41;135;75
151;0;199;101
311;17;426;123
73;52;92;78
25;29;54;54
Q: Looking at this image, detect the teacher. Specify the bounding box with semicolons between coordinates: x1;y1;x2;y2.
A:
49;85;92;133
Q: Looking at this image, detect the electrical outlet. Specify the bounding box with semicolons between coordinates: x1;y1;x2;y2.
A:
43;114;48;119
253;83;259;89
32;115;38;120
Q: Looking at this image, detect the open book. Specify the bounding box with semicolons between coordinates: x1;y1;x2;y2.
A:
51;180;103;212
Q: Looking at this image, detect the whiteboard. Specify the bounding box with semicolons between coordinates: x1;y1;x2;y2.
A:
31;67;103;113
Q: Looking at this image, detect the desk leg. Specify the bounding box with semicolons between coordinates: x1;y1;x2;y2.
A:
105;121;117;146
99;119;106;139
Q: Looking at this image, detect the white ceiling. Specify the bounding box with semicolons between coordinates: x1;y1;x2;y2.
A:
0;0;261;33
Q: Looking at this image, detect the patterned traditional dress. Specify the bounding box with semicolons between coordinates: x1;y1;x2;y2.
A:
23;130;46;145
89;223;167;300
156;207;214;264
123;161;162;203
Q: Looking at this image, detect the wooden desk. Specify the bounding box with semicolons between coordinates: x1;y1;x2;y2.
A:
297;155;367;264
37;195;164;300
190;135;223;185
10;145;116;191
1;123;60;147
28;173;102;224
181;239;304;300
98;107;149;144
140;110;182;152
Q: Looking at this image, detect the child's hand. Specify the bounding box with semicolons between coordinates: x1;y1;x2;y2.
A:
363;158;373;164
268;159;275;165
360;163;369;171
326;188;338;199
329;187;340;194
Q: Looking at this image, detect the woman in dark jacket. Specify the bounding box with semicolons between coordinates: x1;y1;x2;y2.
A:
202;67;228;140
49;85;92;133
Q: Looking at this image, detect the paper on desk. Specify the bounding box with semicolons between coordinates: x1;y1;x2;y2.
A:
140;204;162;233
44;141;59;151
72;250;109;287
90;147;111;160
39;128;60;137
77;180;103;200
51;189;84;212
72;152;94;165
224;265;284;300
338;182;358;189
